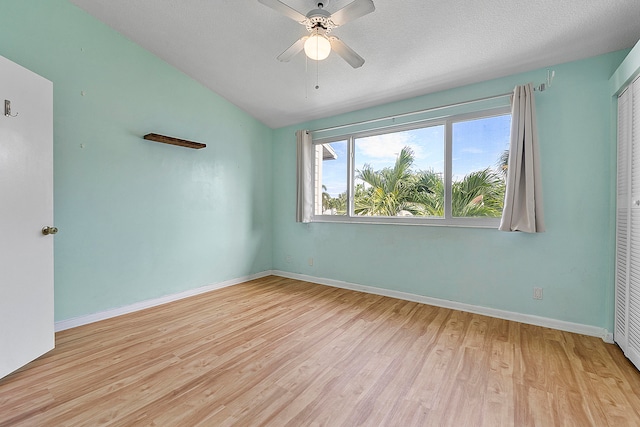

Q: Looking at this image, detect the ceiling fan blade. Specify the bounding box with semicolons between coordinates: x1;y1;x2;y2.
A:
258;0;307;22
277;36;308;62
330;0;375;26
329;37;365;68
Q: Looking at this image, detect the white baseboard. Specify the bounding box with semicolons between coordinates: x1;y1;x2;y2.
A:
55;269;613;344
272;270;613;343
603;332;615;344
54;271;275;332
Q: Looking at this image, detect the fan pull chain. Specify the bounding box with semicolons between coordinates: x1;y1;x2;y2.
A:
305;55;309;99
315;34;320;90
304;52;320;96
316;57;320;90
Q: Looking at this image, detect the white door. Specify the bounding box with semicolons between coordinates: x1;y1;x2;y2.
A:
627;77;640;369
0;55;54;379
615;84;631;354
616;75;640;371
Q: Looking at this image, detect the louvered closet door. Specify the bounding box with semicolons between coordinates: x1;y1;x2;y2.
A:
616;85;631;354
628;77;640;369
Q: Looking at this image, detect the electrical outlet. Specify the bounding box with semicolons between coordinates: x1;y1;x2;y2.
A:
285;255;292;263
308;257;313;266
533;287;543;300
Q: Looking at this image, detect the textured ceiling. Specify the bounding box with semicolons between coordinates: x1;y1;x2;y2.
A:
69;0;640;128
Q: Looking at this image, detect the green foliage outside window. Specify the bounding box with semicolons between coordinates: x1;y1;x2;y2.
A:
322;146;508;218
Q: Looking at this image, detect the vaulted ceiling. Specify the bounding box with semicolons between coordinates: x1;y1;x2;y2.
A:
69;0;640;128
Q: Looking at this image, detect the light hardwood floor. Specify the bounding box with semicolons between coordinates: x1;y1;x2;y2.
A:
2;276;640;426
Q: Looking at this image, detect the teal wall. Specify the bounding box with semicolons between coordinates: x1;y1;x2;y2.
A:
272;50;629;331
0;0;273;320
0;0;629;331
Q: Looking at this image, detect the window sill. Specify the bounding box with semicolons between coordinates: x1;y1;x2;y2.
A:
310;215;501;229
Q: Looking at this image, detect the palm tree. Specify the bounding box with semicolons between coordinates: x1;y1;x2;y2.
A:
321;185;331;211
355;147;435;216
451;168;505;217
411;170;444;216
322;185;348;214
409;168;504;217
498;149;509;176
353;145;505;218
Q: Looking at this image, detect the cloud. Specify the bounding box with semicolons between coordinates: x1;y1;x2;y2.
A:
459;147;484;154
356;133;415;160
355;127;444;171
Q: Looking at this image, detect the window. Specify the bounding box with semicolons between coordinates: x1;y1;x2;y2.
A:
313;108;511;227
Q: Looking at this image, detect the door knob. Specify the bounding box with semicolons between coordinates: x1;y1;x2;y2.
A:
42;226;58;236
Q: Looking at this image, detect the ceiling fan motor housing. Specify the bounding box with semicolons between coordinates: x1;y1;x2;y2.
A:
305;8;335;33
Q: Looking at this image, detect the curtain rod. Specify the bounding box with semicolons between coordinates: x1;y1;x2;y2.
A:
310;91;512;134
310;70;555;135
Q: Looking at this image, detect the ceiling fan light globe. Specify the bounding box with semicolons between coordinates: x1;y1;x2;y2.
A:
304;34;331;60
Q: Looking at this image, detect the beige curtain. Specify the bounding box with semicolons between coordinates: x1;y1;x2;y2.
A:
499;84;545;232
296;130;313;223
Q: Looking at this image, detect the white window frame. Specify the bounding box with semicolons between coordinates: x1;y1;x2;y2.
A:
311;106;511;228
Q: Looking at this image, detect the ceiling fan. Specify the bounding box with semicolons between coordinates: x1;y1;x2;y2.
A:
258;0;375;68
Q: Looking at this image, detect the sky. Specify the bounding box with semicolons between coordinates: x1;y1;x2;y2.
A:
320;114;511;197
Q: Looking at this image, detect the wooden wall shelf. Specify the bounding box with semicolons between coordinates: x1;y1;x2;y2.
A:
143;133;206;149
